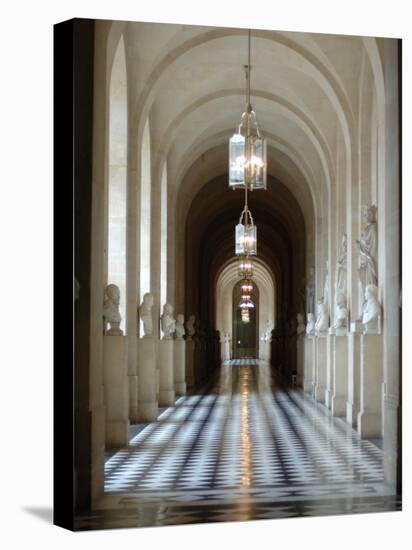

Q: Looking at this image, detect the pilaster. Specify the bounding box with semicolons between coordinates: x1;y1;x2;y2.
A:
103;335;129;447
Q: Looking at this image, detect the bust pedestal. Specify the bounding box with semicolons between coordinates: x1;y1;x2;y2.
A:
329;327;348;416
296;334;304;387
103;335;129;447
174;339;186;395
313;333;327;402
346;323;363;428
224;338;231;361
303;336;315;393
186;339;195;389
159;339;175;406
357;332;383;439
324;332;333;408
137;337;158;421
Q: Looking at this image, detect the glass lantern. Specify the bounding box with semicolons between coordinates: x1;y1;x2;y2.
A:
229;110;267;191
235;219;257;256
239;297;255;309
241;279;253;293
241;307;250;323
238;256;253;279
229;133;246;188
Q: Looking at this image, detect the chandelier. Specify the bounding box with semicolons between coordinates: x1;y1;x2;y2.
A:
229;30;267;191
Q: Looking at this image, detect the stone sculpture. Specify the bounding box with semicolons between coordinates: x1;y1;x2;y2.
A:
357;205;378;302
161;303;176;340
335;233;347;296
139;292;154;337
306;313;315;336
305;266;315;314
185;315;196;341
264;320;273;342
175;314;185;340
296;313;306;336
362;284;381;331
315;301;329;333
103;284;123;335
333;291;348;329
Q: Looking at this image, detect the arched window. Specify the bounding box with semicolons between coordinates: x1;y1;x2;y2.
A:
108;35;127;332
139;117;151;326
160;163;168;309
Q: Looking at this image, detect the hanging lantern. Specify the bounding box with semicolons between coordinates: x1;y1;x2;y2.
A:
235;206;257;256
239;297;255;309
241;279;253;293
241;294;251;301
229;31;267;191
238;255;253;278
241;307;250;323
229;111;267;190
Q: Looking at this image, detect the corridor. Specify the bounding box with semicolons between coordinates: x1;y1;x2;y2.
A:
75;361;399;530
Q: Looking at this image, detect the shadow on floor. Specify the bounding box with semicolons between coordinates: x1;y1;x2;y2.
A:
23;507;53;524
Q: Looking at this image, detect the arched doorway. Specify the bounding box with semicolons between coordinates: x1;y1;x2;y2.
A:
232;280;259;358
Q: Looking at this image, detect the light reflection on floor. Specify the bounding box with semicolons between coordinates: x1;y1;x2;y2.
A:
75;360;400;530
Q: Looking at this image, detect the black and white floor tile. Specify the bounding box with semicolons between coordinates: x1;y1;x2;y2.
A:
75;361;401;530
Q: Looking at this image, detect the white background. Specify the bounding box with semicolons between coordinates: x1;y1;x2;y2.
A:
0;0;410;548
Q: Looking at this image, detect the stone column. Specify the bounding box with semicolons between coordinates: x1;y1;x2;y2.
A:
303;336;314;393
313;334;327;402
347;322;362;427
174;338;186;395
158;339;175;405
103;335;129;447
357;332;383;439
381;38;400;489
330;328;348;416
126;125;140;424
137;337;158;421
186;339;195;389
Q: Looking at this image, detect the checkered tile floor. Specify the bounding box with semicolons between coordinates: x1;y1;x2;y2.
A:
75;361;400;530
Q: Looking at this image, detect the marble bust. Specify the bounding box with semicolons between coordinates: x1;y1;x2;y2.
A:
362;284;380;332
175;313;185;340
185;315;196;341
139;292;154;337
315;301;329;334
103;284;123;335
296;313;306;336
333;291;348;329
264;320;273;342
161;303;176;340
306;313;315;336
